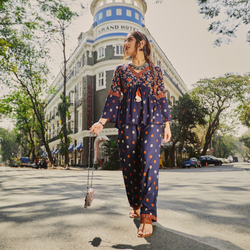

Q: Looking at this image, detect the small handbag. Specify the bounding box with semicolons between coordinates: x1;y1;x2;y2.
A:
84;133;94;209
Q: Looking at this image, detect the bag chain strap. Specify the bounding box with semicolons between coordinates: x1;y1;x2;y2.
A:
87;132;94;190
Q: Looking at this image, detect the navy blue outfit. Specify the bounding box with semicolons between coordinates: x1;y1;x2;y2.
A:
101;63;171;221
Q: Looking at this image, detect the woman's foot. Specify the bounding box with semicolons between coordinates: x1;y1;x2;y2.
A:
137;217;153;237
129;207;140;218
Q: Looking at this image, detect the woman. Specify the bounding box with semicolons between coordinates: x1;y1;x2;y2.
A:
90;31;171;237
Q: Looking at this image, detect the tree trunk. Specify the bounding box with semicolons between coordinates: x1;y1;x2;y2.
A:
201;111;221;155
62;25;69;167
170;142;176;167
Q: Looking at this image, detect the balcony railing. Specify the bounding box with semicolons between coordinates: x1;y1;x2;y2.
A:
66;71;74;83
162;70;183;95
49;135;59;143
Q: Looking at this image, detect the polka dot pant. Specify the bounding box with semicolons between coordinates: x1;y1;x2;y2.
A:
118;124;162;222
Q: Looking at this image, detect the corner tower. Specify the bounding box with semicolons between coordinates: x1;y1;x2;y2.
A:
90;0;147;41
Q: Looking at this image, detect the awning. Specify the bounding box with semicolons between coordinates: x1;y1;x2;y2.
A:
41;152;48;157
74;142;83;150
52;149;56;154
68;144;74;151
55;149;60;154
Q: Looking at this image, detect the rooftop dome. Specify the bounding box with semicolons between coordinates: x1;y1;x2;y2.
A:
90;0;147;15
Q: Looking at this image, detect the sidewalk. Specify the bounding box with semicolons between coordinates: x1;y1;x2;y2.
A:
0;165;249;250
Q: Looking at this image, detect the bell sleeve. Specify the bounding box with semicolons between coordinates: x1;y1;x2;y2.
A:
100;65;122;123
155;66;172;123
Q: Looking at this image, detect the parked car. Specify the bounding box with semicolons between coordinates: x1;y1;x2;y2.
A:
199;156;222;166
182;157;201;168
20;157;31;167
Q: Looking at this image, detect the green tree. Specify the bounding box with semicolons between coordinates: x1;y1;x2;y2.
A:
0;27;53;163
191;73;250;156
38;0;84;168
168;93;207;166
1;0;84;166
197;0;250;46
101;138;120;170
237;102;250;128
0;127;19;165
0;91;42;160
240;134;250;150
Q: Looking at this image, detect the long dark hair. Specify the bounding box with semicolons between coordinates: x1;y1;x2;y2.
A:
123;31;157;94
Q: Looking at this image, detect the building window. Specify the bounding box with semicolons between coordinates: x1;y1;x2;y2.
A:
69;92;74;104
116;9;122;15
157;60;161;68
134;0;138;7
96;72;106;91
126;9;131;17
98;47;105;59
78;82;82;98
106;0;113;3
135;12;139;20
99;12;103;20
125;0;131;3
106;9;111;17
141;17;144;24
98;72;104;87
115;45;123;55
79;112;82;128
153;52;156;64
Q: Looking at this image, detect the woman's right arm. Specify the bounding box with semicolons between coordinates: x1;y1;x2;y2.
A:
89;65;122;136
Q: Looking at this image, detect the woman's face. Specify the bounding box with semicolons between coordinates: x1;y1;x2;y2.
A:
124;34;138;57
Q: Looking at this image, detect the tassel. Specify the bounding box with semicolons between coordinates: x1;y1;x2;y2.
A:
135;88;142;102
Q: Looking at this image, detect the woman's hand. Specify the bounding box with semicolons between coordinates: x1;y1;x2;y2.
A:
89;122;104;136
162;122;171;143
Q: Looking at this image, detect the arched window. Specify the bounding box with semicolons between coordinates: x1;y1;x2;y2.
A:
99;141;106;159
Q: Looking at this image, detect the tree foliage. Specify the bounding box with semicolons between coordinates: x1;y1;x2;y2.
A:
197;0;250;46
240;134;250;150
0;127;19;165
0;25;53;162
237;102;250;128
0;0;84;166
167;93;207;166
101;138;120;170
191;73;250;155
0;91;41;160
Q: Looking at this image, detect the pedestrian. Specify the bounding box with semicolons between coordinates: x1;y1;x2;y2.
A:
90;31;171;238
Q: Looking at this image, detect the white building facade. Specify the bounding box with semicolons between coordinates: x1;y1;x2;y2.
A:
45;0;188;166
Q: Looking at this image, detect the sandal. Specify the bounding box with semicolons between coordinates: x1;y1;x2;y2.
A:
129;207;140;218
137;217;153;238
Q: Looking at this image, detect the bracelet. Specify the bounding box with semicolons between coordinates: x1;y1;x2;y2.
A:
98;121;104;126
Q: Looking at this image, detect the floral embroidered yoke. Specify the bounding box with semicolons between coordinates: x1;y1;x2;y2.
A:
101;63;171;128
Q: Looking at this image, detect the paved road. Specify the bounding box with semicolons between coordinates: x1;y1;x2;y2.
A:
0;163;249;250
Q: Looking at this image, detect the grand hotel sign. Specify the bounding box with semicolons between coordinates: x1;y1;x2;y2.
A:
96;24;140;35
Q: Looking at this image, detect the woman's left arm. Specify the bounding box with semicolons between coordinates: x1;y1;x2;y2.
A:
155;67;172;142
